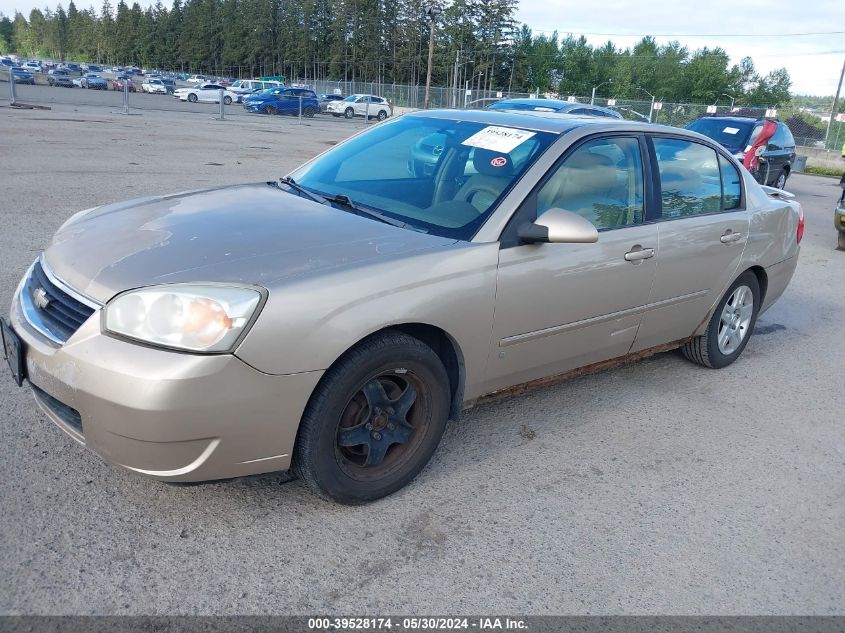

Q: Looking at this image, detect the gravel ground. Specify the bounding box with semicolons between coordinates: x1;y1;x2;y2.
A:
0;98;843;615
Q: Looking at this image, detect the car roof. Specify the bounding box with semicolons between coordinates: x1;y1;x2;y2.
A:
407;108;682;135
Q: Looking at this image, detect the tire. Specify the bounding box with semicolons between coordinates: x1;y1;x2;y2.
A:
223;95;232;105
303;106;317;118
344;107;355;119
187;93;198;103
776;169;788;189
681;271;761;369
377;109;388;121
293;331;451;504
266;105;278;115
837;232;845;251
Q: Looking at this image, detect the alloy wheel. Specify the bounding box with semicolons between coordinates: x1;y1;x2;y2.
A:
718;285;754;355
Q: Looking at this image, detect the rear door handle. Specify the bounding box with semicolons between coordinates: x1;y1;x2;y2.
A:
720;231;744;244
624;246;655;263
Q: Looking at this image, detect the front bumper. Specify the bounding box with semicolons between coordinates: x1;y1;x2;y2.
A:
8;282;322;482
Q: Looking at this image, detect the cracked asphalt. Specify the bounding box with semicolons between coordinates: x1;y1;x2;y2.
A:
0;93;843;615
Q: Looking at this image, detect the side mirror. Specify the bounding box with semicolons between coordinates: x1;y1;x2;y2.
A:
518;208;599;244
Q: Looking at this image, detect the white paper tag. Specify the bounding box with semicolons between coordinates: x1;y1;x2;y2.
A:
461;126;536;153
723;127;740;135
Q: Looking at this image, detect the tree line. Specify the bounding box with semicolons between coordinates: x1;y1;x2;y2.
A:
0;0;793;105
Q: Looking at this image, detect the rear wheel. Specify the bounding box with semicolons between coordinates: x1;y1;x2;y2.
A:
682;271;760;369
187;93;198;103
223;95;232;105
266;105;278;115
344;107;355;119
776;169;788;189
377;109;388;121
303;106;317;118
837;232;845;251
293;331;450;504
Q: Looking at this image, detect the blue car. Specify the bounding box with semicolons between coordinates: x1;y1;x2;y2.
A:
487;98;622;119
10;67;35;85
243;87;320;117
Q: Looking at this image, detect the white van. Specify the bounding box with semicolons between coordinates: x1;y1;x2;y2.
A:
226;79;282;102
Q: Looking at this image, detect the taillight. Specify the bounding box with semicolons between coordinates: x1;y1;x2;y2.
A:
796;205;804;243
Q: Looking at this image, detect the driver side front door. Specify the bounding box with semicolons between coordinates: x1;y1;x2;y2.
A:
484;134;659;393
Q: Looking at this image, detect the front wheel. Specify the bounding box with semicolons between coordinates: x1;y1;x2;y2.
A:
837;232;845;251
293;331;450;504
344;107;355;119
187;93;198;103
223;95;232;105
682;271;760;369
265;105;278;115
303;106;317;118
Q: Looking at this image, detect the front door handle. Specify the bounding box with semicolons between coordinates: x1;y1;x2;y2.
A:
624;245;655;263
720;230;744;244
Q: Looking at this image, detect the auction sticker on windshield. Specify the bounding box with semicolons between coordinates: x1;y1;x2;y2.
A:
462;126;536;153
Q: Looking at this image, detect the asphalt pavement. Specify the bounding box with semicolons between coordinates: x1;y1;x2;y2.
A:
0;99;843;615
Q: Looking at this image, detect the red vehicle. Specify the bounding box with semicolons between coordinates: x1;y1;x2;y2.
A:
111;77;136;92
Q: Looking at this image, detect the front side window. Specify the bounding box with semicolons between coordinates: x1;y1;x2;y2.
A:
292;115;557;240
653;138;721;219
536;137;644;230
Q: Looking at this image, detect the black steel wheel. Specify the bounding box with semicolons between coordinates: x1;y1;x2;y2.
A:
294;331;450;504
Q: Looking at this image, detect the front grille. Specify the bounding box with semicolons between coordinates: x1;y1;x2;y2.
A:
31;384;83;435
21;259;98;344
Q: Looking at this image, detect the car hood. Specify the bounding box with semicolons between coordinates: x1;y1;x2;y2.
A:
43;183;456;303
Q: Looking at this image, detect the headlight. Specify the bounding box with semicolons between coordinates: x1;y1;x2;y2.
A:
104;284;263;352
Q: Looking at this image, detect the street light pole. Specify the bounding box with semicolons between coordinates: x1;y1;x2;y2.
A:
591;80;612;105
632;85;656;123
721;93;736;111
824;57;845;149
423;4;442;109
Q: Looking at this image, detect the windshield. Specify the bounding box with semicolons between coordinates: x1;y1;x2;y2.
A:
687;118;754;151
343;95;357;102
292;115;557;240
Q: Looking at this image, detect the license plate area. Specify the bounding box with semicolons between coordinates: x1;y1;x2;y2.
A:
1;319;26;387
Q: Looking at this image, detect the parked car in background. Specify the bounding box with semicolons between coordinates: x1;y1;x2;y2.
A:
226;79;282;102
86;64;103;73
0;57;15;67
47;69;74;87
243;87;320;116
187;74;207;83
10;67;36;85
2;112;802;503
73;73;108;90
318;93;344;112
142;78;169;94
326;94;392;120
111;76;136;92
487;98;623;119
686;115;796;189
835;173;845;250
173;83;229;103
62;63;83;75
23;61;42;73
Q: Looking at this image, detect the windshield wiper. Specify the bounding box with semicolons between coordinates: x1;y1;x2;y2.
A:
321;193;412;229
277;176;329;205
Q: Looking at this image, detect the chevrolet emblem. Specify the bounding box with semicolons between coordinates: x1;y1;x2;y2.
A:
33;287;51;310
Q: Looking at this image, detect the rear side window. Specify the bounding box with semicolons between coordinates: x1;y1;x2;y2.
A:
653;138;721;218
719;154;742;210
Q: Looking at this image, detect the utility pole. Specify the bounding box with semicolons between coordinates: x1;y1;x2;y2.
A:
423;4;442;109
824;57;845;149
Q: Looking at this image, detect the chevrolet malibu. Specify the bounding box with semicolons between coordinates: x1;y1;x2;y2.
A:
1;111;802;504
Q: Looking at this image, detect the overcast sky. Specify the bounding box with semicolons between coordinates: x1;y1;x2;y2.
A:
2;0;842;96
